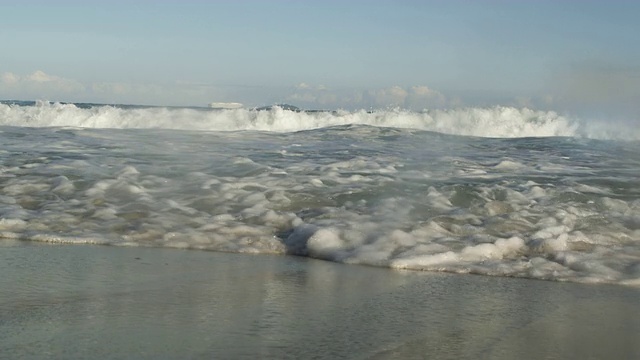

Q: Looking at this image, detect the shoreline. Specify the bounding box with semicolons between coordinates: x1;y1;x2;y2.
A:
2;241;639;359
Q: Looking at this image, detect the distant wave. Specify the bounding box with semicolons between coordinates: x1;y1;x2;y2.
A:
0;101;637;140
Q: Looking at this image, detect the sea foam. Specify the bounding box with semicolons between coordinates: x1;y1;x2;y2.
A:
1;101;639;286
1;101;638;140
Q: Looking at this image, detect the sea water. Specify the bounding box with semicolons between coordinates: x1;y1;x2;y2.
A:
1;101;639;286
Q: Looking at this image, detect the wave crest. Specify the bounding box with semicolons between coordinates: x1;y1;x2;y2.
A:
0;101;636;140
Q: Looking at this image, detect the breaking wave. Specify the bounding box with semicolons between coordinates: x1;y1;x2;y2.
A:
0;101;637;140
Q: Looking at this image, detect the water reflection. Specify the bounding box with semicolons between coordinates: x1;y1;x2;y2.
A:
1;242;639;359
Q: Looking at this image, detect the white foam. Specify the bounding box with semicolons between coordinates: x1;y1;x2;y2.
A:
0;117;638;287
1;102;638;140
493;160;526;170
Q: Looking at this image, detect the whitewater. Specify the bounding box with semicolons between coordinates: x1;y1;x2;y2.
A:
1;100;639;285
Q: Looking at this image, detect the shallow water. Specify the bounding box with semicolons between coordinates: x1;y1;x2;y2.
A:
1;242;639;359
0;102;639;285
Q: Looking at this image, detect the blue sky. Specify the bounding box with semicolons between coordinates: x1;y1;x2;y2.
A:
1;0;639;117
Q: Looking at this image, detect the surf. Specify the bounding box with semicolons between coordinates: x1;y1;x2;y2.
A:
2;100;638;140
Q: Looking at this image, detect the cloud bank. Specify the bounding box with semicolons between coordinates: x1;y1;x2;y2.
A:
6;69;636;121
1;71;457;110
285;84;449;110
1;71;85;98
0;70;223;106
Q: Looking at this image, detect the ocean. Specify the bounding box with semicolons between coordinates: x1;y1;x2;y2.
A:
1;100;639;286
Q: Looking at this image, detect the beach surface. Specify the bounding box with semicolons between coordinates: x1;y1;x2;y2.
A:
1;241;639;360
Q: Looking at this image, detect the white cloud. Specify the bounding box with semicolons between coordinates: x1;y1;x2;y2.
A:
286;83;341;108
368;86;409;106
284;83;451;110
365;85;448;109
1;72;20;85
406;86;447;109
288;92;338;105
1;71;458;110
0;70;85;98
27;70;56;82
0;70;225;106
90;81;218;106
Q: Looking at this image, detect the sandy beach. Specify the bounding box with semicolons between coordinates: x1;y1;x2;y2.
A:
1;240;639;360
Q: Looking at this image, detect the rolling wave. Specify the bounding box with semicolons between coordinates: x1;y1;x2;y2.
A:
0;101;637;140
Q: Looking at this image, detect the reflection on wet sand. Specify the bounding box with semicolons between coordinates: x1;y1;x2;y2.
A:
1;242;639;359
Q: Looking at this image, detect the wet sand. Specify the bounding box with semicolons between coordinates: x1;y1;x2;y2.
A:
1;240;639;359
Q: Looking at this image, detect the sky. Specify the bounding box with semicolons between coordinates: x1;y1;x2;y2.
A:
1;0;639;118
